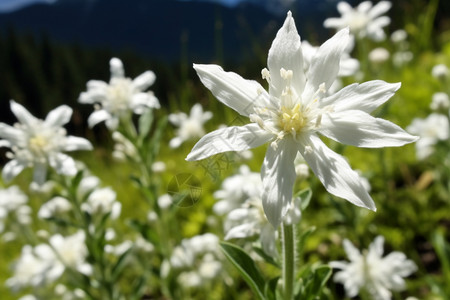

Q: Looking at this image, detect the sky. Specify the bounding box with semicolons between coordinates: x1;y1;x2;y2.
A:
0;0;58;13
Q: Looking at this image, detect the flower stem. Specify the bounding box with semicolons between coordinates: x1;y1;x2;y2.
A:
282;223;295;300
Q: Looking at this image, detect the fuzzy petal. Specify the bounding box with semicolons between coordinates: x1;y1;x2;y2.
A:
299;135;376;211
63;136;93;152
303;28;349;103
45;105;72;127
10;100;39;127
320;80;400;113
2;160;25;182
49;153;77;177
320;110;418;148
110;57;124;79
0;123;25;144
87;110;111;128
368;1;392;19
343;239;361;261
193;64;271;116
132;71;156;91
267;11;305;98
261;138;298;228
186;124;273;161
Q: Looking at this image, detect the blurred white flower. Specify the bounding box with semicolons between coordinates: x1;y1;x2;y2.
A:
430;92;450;111
213;165;262;215
390;29;407;43
431;64;449;80
111;131;137;161
369;47;390;64
392;51;413;68
169;103;212;148
18;295;37;300
151;161;166;173
0;101;92;184
330;236;417;300
157;193;173;209
324;1;391;41
79;57;160;130
407;113;449;160
188;11;417;227
38;196;72;219
81;187;121;219
105;240;133;256
0;186;30;234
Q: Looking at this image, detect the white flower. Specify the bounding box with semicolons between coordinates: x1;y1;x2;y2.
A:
390;29;407;43
324;1;391;41
369;47;390;64
187;12;417;227
81;187;121;219
430;92;450;111
0;186;30;233
330;236;417;300
213;165;262;215
169;103;213;148
79;57;160;130
111;131;137;161
157;193;173;209
392;51;413;68
38;196;72;219
407;113;449;160
431;64;449;80
0;101;92;184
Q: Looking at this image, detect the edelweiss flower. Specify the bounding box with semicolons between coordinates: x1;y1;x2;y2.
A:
330;236;417;300
79;57;160;130
187;12;417;227
0;101;92;184
0;186;30;234
407;113;449;160
168;103;212;148
324;1;391;41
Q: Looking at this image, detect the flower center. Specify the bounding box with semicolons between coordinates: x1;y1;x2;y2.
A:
279;103;306;134
106;78;133;113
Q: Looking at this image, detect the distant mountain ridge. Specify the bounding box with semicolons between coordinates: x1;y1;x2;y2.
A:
0;0;335;63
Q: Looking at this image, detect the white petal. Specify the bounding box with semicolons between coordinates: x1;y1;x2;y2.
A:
323;18;347;29
299;135;376;211
225;223;255;240
63;136;93;152
45;105;72;127
260;224;277;257
10;100;39;127
320;110;418;148
186;124;273;161
337;1;353;14
261;138;298;228
343;239;361;261
168;113;187;126
110;57;124;79
193;64;270;116
132;71;156;91
357;1;372;13
87;110;111;128
369;235;384;257
0;123;25;144
267;11;305;98
169;136;184;148
49;153;77;177
131;93;160;113
320;80;400;113
2;160;25;182
368;1;392;19
303;28;349;103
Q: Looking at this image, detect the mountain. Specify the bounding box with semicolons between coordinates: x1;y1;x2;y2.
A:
0;0;337;63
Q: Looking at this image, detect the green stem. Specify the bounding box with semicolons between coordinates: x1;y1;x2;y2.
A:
282;223;295;300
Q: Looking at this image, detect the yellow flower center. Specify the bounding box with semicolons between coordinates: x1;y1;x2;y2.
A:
29;135;48;154
279;103;306;134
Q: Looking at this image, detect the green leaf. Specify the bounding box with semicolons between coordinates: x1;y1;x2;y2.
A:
297;226;316;256
253;246;280;268
296;265;332;300
294;188;312;212
264;276;279;300
220;242;267;300
138;109;154;139
111;247;133;281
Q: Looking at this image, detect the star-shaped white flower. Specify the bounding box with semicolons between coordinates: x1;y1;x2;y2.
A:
330;236;417;300
0;101;92;185
79;57;160;130
324;1;392;42
187;12;417;227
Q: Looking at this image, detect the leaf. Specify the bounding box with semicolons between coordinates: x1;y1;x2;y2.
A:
111;247;133;281
295;188;312;212
253;246;280;268
220;242;267;300
296;265;332;300
297;226;316;256
138;109;154;139
264;276;279;300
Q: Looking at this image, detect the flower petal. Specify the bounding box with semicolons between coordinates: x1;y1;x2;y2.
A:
2;160;25;183
63;136;93;152
320;80;400;113
299;135;376;211
343;239;361;261
110;57;124;79
368;1;392;19
267;11;305;98
10;100;39;127
87;110;111;128
261;138;298;228
303;28;349;103
186;124;273;161
49;153;77;177
320;110;418;148
45;105;72;127
0;123;24;145
193;64;270;116
132;71;156;91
